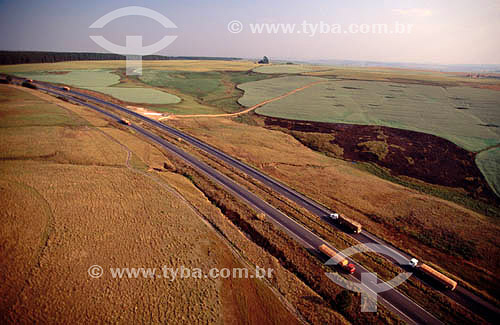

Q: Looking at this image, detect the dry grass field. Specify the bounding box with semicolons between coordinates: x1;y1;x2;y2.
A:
0;85;301;324
263;118;499;214
0;60;258;74
253;64;334;74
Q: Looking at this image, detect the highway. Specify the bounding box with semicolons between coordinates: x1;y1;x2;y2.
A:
31;83;445;324
12;73;495;322
31;80;500;324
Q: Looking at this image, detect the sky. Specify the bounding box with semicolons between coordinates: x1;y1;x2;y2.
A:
0;0;499;65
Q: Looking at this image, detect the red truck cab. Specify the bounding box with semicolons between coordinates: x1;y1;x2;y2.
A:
345;263;356;274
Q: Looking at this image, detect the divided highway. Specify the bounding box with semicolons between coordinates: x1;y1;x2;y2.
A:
34;81;499;324
29;78;498;323
33;84;444;324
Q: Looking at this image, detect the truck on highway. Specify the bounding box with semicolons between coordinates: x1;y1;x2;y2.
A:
319;244;356;274
121;119;131;126
410;258;457;290
328;213;362;233
21;79;37;89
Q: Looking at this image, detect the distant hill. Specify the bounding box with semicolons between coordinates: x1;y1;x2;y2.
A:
0;51;241;65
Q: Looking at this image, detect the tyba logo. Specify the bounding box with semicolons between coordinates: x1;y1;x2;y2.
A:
89;6;177;75
324;243;412;312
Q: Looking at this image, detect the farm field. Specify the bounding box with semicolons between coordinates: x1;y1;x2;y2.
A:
237;75;325;107
0;59;258;73
243;78;500;152
253;64;334;74
16;70;120;87
303;66;500;89
3;0;499;322
476;147;500;197
0;85;299;324
2;61;273;114
140;70;226;98
169;116;500;301
13;70;181;105
139;69;273;113
85;86;180;104
5;61;499;194
253;64;500;89
2;59;499;321
238;76;500;195
263;117;500;211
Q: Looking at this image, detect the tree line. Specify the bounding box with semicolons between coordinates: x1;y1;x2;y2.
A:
0;51;240;65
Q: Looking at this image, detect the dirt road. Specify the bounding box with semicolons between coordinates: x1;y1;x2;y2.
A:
162;80;327;120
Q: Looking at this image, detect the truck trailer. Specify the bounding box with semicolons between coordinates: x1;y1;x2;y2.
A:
329;213;362;233
319;244;356;274
410;258;457;290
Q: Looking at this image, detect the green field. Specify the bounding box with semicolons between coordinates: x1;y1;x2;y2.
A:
13;70;180;104
17;70;119;87
139;70;272;113
139;70;224;99
237;75;325;107
85;86;180;104
2;61;272;113
5;65;272;114
241;77;500;151
476;147;500;197
239;76;500;194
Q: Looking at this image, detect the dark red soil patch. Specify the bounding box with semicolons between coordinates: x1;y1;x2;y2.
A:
262;116;498;203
